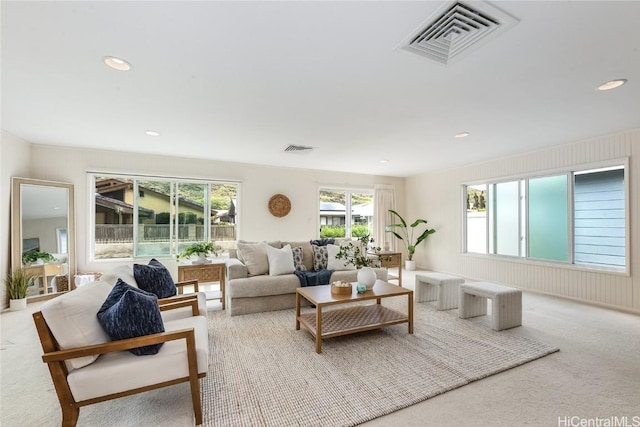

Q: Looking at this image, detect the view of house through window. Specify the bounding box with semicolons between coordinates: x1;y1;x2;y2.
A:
319;189;373;239
93;175;238;260
463;164;626;271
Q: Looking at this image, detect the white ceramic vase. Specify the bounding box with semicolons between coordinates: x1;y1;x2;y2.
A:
9;298;27;311
357;266;377;290
405;260;416;271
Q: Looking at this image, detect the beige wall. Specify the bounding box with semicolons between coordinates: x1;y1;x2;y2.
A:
22;144;404;277
1;130;32;305
405;129;640;313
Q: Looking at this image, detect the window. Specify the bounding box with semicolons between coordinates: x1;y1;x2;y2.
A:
91;174;238;260
319;189;373;239
463;163;626;271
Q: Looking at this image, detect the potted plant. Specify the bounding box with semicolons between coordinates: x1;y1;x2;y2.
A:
334;235;381;269
5;267;36;310
335;235;383;290
177;241;222;264
22;251;57;265
386;209;436;271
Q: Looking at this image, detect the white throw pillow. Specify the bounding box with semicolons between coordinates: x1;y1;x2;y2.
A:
237;242;269;276
327;244;356;271
267;244;295;276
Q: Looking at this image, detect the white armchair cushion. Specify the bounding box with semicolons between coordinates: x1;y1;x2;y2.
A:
40;281;113;370
99;265;137;288
66;316;209;402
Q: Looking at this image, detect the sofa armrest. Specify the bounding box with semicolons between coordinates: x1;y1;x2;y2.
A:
226;258;248;280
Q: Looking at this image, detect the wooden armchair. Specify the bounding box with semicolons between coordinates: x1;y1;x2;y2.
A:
34;282;209;427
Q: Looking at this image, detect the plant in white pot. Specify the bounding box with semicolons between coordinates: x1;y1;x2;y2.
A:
335;235;381;290
177;241;223;264
5;267;36;310
386;209;436;271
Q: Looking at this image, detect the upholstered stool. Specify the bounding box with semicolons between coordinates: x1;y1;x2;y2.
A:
415;272;464;310
459;282;522;331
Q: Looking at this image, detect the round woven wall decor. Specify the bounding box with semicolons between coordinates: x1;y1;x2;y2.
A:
268;194;291;217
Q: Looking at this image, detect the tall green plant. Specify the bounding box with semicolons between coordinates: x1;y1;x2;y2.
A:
386;209;436;261
5;268;36;300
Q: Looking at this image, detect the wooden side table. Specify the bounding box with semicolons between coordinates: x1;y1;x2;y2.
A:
178;260;226;310
371;252;402;287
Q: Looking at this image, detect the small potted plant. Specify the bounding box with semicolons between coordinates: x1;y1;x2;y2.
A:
386;209;436;271
5;267;36;310
177;241;223;264
335;235;382;290
22;251;57;265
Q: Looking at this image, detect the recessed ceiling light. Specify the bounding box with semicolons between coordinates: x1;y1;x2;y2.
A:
379;159;390;163
455;132;470;138
597;79;627;91
145;130;160;136
103;56;132;71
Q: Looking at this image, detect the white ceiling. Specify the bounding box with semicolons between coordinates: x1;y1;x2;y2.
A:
2;1;639;178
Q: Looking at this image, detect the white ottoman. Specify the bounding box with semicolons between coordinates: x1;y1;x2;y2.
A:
415;272;465;310
459;282;522;331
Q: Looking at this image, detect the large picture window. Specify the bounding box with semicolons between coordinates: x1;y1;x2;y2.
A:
91;174;238;260
463;163;626;271
319;188;373;239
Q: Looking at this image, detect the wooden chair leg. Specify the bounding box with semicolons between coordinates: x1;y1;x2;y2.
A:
61;404;79;427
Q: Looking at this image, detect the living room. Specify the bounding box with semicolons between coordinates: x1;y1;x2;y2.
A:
2;1;639;426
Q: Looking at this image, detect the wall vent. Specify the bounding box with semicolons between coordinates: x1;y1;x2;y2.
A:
284;144;315;153
400;1;518;65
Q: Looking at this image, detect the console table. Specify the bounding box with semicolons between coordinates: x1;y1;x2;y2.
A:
369;251;402;287
178;261;226;310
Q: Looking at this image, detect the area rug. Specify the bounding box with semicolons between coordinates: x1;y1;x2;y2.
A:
201;298;558;427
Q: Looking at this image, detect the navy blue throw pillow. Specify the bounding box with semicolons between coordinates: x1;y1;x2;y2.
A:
97;279;165;356
133;258;177;299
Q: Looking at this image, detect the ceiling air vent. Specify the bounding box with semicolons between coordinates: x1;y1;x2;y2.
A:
400;1;518;65
284;144;315;153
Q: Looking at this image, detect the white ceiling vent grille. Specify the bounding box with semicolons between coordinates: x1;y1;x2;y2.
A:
400;1;518;65
284;144;315;153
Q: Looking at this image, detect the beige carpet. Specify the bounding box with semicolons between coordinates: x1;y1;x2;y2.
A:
201;298;558;427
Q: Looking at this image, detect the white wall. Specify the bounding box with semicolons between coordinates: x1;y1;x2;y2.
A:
24;144;404;277
406;129;640;313
1;130;32;306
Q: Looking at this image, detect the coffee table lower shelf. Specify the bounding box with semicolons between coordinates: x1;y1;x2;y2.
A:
297;304;409;352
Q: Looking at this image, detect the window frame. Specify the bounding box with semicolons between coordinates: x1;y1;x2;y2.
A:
461;158;629;275
88;172;240;262
317;186;374;239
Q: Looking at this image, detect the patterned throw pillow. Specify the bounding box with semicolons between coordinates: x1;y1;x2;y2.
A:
292;246;307;271
97;279;165;356
312;245;328;271
133;258;177;299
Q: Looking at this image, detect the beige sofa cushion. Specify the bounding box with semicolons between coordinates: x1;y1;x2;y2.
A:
237;242;270;276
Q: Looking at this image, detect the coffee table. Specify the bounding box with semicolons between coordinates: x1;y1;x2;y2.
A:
295;280;413;353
